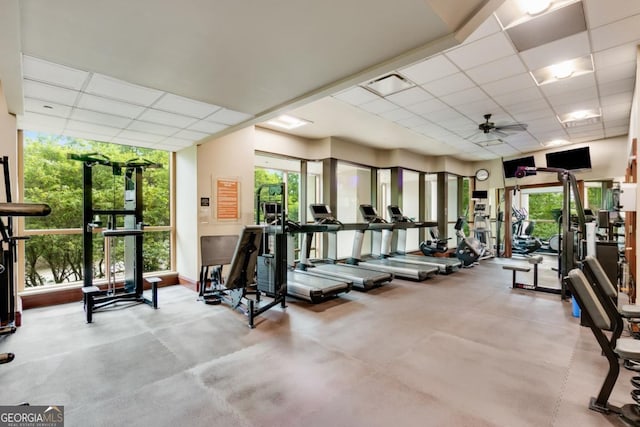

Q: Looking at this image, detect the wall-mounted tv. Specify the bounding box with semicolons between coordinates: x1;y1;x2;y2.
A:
472;190;488;199
545;146;592;170
503;155;536;178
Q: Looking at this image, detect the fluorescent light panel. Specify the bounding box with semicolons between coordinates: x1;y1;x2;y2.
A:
530;54;594;85
266;115;312;130
495;0;582;30
557;109;602;127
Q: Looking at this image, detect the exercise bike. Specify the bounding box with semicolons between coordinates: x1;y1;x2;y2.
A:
454;217;484;267
419;227;451;256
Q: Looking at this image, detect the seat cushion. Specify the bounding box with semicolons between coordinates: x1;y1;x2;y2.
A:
615;338;640;361
621;304;640;318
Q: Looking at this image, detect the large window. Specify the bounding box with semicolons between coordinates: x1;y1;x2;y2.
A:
22;133;171;288
402;170;420;252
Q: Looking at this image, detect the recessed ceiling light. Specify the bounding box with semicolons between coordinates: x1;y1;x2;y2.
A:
531;55;594;86
557;109;601;127
266;115;312;130
550;61;573;79
364;73;415;97
543;139;569;146
521;0;552;15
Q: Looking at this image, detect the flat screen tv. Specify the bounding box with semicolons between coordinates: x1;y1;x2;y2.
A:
503;155;536;178
472;190;488;199
545;146;592;170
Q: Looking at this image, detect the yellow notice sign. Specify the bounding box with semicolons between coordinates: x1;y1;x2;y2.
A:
216;178;239;220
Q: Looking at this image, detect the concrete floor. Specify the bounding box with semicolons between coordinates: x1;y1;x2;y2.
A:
0;256;636;426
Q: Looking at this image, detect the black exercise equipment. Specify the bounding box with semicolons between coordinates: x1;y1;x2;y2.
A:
419;227;450;256
0;156;51;365
501;255;559;293
566;268;640;426
453;217;483;267
68;153;161;323
511;207;542;255
515;166;587;300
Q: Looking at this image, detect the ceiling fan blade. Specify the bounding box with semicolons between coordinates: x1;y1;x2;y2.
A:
493;129;510;138
495;123;528;132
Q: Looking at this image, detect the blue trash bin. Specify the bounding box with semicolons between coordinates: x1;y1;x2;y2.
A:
571;296;581;318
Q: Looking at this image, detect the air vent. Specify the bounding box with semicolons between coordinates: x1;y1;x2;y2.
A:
364;74;415;97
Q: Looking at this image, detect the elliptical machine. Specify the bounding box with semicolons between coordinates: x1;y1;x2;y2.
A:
511;207;542;255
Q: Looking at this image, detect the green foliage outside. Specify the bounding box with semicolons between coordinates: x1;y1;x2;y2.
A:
254;168;300;222
22;133;170;287
525;186;602;240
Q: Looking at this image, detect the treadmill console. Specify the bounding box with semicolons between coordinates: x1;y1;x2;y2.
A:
387;205;411;223
309;204;341;225
359;204;386;223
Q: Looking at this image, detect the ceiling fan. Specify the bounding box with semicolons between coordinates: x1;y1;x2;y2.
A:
472;113;528;139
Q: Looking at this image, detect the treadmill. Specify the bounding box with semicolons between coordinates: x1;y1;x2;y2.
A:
297;204;393;290
260;202;352;303
347;205;438;281
387;205;461;274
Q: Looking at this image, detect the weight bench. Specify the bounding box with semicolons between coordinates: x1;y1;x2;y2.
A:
503;256;542;289
567;268;640;425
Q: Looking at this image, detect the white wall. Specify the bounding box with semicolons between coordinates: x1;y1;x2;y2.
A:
0;82;17;201
175;145;198;281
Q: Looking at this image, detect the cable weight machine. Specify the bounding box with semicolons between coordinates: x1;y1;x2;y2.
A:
68;153;161;322
515;166;587;300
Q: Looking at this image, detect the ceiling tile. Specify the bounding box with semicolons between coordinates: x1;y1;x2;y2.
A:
359;98;399;114
507;99;553;116
546;88;599;111
539;73;597;97
590;13;640;51
24;98;72;118
332;87;380;105
519;31;590;71
601;92;633;107
23;80;80;106
593;43;639;68
454;98;500;119
601;103;631;120
493;86;544;108
77;93;146;118
62;129;113;143
205;108;253;125
465;54;527;85
486;144;519;156
172;129;210;141
127;120;181;136
65;120;121;137
445;32;515;70
395;115;430;128
398;55;459;85
386;87;433;107
421;72;477;97
152;93;221;118
22;56;89;90
510;107;556;123
481;73;536;97
604;118;630;129
461;14;502;44
137;108;198;128
584;0;640;28
527;116;565;133
111;137;155;148
425;108;465;122
377;108;418;122
70;108;133;128
598;78;635;97
18;112;67;131
596;60;637;84
605;126;630;137
85;73;164;106
508;133;540;145
405;98;448;115
440;87;488;106
117;129;165;143
188;120;228;134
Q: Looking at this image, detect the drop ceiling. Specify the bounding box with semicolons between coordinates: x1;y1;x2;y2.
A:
1;0;639;160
